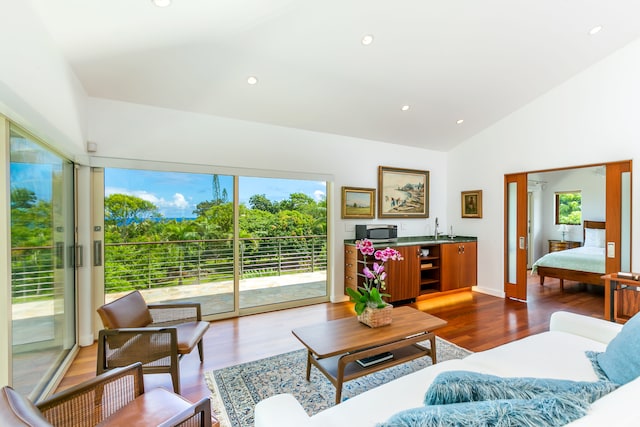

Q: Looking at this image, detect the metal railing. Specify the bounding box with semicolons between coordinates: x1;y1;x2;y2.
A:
11;235;327;301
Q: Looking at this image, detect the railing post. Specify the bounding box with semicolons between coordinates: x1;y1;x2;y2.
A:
311;238;315;272
278;239;282;276
148;244;152;289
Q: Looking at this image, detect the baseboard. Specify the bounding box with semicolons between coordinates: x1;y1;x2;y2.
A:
472;285;505;298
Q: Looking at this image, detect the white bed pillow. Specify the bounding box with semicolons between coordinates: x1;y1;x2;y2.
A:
584;228;605;248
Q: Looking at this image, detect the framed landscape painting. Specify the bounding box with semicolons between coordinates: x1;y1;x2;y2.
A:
378;166;429;218
461;190;482;218
341;186;376;219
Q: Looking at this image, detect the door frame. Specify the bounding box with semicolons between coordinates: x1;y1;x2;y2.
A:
504;160;632;301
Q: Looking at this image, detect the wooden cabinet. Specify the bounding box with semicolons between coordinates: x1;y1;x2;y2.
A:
344;239;477;301
344;245;359;295
441;242;477;291
384;245;420;301
548;240;580;253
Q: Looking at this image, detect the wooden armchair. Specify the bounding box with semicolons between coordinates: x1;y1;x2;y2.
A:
0;362;214;426
96;290;210;394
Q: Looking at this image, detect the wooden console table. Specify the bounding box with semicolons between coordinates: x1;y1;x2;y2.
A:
291;307;447;403
603;273;640;323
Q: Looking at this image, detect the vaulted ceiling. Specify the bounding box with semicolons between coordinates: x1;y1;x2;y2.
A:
29;0;640;151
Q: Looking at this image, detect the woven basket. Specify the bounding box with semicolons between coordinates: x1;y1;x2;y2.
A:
357;304;393;328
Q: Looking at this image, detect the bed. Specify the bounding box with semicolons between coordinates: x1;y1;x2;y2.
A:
531;220;606;290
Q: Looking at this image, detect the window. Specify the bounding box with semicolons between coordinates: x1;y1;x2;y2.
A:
555;191;582;225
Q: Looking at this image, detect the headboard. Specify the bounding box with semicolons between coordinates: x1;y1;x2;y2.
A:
583;220;605;244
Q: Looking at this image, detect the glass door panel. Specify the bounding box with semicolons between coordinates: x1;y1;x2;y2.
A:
102;169;236;317
9;128;75;399
238;176;327;310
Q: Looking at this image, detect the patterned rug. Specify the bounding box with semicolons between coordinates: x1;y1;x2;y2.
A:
204;336;471;427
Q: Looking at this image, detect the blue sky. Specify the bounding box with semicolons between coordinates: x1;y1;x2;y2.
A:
105;168;326;218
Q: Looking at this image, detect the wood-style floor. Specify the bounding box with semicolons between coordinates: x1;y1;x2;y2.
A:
57;275;605;406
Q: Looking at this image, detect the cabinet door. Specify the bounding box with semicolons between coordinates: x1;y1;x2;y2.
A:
458;242;477;288
384;245;420;301
441;242;478;291
440;243;459;291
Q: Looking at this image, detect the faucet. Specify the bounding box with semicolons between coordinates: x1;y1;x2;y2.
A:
434;217;440;240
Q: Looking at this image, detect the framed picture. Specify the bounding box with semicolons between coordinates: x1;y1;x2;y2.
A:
378;166;429;218
341;186;376;219
461;190;483;218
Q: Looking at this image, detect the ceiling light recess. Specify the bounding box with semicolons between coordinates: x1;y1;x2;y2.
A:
589;25;603;35
361;35;374;46
456;119;464;124
152;0;171;7
401;105;410;111
247;76;258;85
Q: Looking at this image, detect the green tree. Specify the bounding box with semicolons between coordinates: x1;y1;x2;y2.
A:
249;194;277;213
105;194;161;242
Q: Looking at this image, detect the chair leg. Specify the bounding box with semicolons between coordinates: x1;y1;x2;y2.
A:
198;339;204;363
171;364;181;395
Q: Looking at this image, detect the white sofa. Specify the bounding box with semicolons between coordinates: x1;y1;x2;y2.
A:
255;311;640;427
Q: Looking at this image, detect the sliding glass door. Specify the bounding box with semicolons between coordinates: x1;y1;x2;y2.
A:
99;167;328;317
9;127;76;399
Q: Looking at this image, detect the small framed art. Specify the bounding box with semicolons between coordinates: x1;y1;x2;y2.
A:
341;186;376;219
461;190;482;218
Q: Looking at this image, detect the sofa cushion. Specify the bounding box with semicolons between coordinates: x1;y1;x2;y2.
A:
596;311;640;385
378;396;588;427
97;290;153;328
424;371;617;405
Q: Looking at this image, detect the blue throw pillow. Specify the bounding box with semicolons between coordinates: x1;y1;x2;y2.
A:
596;311;640;385
424;371;617;405
378;396;588;427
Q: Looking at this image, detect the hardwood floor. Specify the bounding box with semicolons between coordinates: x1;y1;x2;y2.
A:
56;275;605;406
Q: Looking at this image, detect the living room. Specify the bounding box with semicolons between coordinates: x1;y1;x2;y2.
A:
2;1;640;425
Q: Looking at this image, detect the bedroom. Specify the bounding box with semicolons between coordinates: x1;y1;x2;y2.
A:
526;164;631;300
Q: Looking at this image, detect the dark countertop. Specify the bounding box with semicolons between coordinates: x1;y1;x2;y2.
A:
344;235;477;246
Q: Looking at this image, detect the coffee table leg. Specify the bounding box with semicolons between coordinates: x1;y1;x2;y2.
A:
305;350;312;381
428;333;437;364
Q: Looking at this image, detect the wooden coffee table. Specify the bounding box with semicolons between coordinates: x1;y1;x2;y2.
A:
291;306;447;403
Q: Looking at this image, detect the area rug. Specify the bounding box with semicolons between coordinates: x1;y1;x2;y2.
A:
204;337;471;427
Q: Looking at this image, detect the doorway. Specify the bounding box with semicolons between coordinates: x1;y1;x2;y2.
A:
505;160;632;301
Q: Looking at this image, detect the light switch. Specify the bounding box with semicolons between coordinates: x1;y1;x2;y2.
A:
607;242;615;258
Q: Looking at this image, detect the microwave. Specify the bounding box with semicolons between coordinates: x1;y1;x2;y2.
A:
355;224;398;241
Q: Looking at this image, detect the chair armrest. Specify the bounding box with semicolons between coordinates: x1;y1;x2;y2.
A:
254;394;312;427
550;311;622;345
158;396;213;427
37;363;144;425
148;303;202;324
97;327;179;373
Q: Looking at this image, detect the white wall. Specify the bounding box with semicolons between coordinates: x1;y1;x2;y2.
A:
87;98;448;301
448;38;640;297
0;0;87;156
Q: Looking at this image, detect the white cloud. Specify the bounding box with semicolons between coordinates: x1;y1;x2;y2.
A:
105;187;192;213
314;190;326;201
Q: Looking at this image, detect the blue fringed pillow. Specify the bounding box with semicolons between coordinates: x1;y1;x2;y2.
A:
378;396;588;427
595;311;640;385
424;371;617;405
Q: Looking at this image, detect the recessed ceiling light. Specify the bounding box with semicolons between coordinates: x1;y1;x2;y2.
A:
152;0;171;7
456;119;464;124
361;35;374;46
589;25;603;36
401;105;410;111
247;76;258;85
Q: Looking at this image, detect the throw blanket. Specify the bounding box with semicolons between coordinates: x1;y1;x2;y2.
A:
378;371;617;427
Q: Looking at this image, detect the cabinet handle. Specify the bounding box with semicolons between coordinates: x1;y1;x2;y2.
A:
461;245;465;254
346;263;352;267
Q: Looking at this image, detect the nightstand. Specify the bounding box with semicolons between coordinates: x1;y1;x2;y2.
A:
548;240;581;253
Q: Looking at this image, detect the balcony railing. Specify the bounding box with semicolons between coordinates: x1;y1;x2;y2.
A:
11;235;327;301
